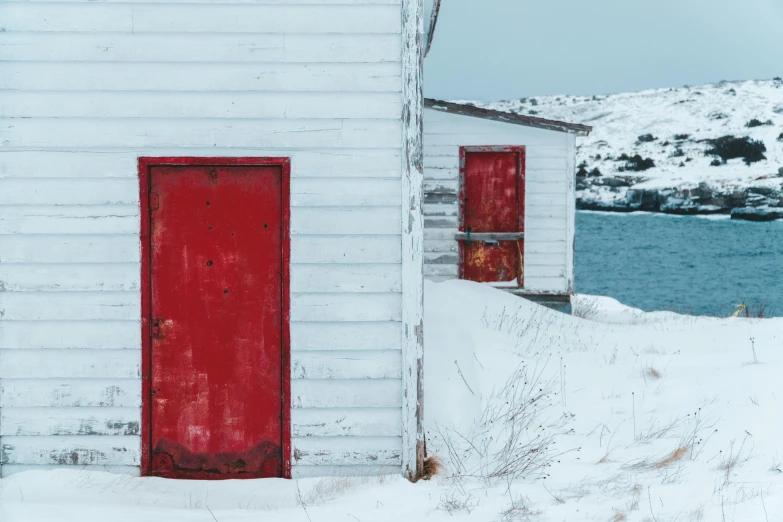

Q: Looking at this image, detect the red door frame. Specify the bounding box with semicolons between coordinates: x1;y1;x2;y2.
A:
138;156;292;479
458;146;526;287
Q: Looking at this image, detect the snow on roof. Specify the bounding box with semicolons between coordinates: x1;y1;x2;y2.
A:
424;98;592;136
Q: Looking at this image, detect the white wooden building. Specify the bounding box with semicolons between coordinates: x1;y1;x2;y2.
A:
0;0;425;479
422;100;591;311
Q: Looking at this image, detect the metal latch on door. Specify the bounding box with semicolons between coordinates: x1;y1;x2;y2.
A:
455;230;525;246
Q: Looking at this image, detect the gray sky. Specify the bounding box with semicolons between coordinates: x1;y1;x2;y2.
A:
424;0;783;101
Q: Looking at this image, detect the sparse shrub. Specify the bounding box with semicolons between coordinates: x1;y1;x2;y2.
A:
528;110;538;115
745;118;773;128
589;167;601;177
685;157;693;162
774;77;782;81
661;140;670;146
710;159;722;167
529;98;538;106
710;112;728;120
726;88;737;95
637;133;656;143
617;153;630;161
670;148;685;158
777;132;783;142
594;154;602;160
576;161;589;177
705;135;767;165
679;162;685;167
674;133;690;140
618;155;655;172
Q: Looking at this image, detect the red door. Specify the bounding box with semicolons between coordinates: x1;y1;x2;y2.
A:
459;147;525;285
140;158;290;479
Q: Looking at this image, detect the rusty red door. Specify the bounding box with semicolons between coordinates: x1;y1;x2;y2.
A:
459;147;525;285
140;158;290;479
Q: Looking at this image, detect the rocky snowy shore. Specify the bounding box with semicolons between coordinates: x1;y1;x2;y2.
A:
577;167;783;221
466;78;783;221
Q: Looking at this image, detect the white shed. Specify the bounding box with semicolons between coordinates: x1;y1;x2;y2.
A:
0;1;425;479
422;100;591;311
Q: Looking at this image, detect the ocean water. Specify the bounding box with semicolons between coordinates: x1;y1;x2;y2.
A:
574;211;783;317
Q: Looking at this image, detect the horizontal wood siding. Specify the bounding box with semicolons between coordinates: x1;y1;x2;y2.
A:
422;109;573;293
0;0;406;477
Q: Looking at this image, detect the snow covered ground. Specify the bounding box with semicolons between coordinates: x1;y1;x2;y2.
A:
2;280;783;521
465;79;783;216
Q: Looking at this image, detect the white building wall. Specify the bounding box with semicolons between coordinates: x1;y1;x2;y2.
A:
0;0;409;478
423;109;576;294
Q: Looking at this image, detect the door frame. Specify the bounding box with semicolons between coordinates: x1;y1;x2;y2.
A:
458;145;526;286
138;156;292;479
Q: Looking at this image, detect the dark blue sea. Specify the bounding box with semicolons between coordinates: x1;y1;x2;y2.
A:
575;211;783;317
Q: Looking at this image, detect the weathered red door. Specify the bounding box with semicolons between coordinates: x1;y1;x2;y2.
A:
459;147;525;285
140;158;290;479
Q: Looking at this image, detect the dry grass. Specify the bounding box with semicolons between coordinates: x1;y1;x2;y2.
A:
645;367;662;379
413;456;444;482
300;473;390;506
437;491;479;515
500;495;541;521
611;513;628;522
654;446;687;468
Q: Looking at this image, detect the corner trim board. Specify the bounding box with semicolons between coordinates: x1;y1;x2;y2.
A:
400;0;425;480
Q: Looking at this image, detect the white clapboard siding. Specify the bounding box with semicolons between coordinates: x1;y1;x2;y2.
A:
291;236;401;264
0;464;140;477
0;4;400;34
292;436;400;466
0;92;402;120
292;379;401;409
1;0;411;476
0;349;141;379
0;63;400;92
0;292;139;321
291;179;400;207
292;408;401;437
423;239;458;253
424;265;457;277
0;179;137;206
291;322;400;351
0;379;141;408
1;407;140;437
523;276;568;292
1;178;399;207
0;264;138;292
0;235;139;264
291;265;400;293
0;205;138;235
525;254;567;267
0;150;402;179
292;351;401;380
0;33;401;64
0;119;401;149
291;294;401;322
0;321;140;350
291;207;400;235
0;436;140;466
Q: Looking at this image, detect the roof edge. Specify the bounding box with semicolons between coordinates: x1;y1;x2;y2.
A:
423;98;592;136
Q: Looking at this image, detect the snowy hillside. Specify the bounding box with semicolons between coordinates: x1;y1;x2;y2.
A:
3;282;783;521
467;78;783;219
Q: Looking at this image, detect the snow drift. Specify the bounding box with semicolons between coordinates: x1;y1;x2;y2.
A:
2;280;783;521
